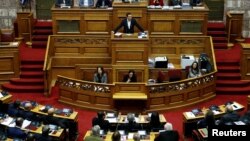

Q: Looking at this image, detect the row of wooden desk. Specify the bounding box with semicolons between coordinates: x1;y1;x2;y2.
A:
84;130;159;141
182;101;244;137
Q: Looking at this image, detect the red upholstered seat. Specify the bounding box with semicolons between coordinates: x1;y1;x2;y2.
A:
168;69;182;82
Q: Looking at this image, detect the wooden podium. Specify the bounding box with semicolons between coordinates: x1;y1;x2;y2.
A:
111;32;149;112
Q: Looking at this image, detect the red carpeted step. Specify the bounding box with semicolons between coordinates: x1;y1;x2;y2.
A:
32;35;48;41
32;41;47;48
21;60;44;66
20;71;44;78
217;66;240;73
213;43;228;49
21;64;44;71
10;78;44;85
33;29;53;35
207;31;226;36
216;80;250;87
2;83;44;93
216;73;241;80
34;21;52;29
207;22;225;30
216;86;250;94
216;61;240;66
212;37;227;43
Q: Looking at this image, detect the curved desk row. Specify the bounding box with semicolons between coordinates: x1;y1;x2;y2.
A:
56;71;216;112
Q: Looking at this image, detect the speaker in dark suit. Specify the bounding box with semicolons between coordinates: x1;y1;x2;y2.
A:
154;122;179;141
114;13;144;34
95;0;112;8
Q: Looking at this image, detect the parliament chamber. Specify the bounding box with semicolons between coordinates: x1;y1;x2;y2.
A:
1;0;250;141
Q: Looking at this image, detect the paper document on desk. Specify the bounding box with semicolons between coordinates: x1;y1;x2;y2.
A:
128;133;134;139
185;112;195;118
234;121;245;125
1;117;14;126
212;110;220;115
0;93;3;98
106;118;117;123
232;102;241;110
22;119;31;129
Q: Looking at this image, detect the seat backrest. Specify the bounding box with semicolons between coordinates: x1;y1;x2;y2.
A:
168;69;182;82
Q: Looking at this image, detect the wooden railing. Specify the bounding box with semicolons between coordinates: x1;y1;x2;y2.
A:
16;12;34;42
56;70;217;112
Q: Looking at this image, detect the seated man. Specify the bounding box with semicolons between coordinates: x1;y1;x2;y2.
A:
169;0;182;6
35;125;52;141
95;0;112;8
124;113;141;132
7;117;27;139
55;0;72;7
92;111;110;131
79;0;94;7
113;12;144;34
154;122;179;141
85;125;103;141
19;102;36;121
218;105;240;125
7;100;21;117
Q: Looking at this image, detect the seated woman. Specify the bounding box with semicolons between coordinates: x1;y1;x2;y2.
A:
123;70;137;83
188;61;201;78
149;0;164;6
95;0;112;8
93;66;108;83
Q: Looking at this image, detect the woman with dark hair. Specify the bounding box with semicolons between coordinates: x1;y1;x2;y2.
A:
123;70;137;83
197;110;215;128
188;61;201;78
93;66;108;83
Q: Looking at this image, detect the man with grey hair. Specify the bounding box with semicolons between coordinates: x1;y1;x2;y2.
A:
219;104;240;125
133;133;140;141
154;122;179;141
84;125;103;141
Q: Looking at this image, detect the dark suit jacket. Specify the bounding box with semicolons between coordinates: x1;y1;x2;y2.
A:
35;134;53;141
219;112;240;125
56;0;72;6
42;115;66;128
114;18;144;33
154;130;179;141
7;127;27;139
122;75;137;82
92;117;110;131
96;0;112;7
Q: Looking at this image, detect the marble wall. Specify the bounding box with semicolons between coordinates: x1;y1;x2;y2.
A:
225;0;250;37
0;0;36;29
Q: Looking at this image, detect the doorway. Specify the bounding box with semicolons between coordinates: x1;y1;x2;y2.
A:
36;0;56;19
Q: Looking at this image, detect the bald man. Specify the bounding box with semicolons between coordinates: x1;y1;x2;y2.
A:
19;102;35;121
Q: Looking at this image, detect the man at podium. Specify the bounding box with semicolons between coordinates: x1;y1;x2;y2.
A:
113;12;144;34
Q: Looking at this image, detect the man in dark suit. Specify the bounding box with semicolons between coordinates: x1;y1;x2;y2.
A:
35;125;52;141
7;117;27;139
219;105;240;125
113;12;144;34
55;0;72;7
92;111;110;131
154;122;179;141
96;0;112;8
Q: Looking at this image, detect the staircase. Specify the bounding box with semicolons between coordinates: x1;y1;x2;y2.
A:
207;22;228;49
31;21;52;48
208;22;250;94
1;21;52;94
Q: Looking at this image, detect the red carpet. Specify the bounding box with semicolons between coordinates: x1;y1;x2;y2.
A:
207;22;228;49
